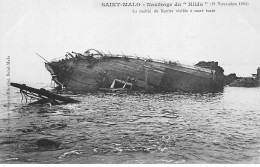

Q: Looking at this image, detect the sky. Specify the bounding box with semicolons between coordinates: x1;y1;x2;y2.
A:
0;0;260;87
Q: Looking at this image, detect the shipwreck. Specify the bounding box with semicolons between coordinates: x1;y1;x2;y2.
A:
11;82;80;105
44;49;225;93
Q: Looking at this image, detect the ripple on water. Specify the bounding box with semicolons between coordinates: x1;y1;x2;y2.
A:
0;87;260;163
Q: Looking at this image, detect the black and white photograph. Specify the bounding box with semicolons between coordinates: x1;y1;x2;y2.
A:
0;0;259;164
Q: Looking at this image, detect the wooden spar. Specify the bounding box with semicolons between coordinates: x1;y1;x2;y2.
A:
36;53;49;63
10;82;80;104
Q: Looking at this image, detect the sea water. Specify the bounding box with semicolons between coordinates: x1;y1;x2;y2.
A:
0;83;259;163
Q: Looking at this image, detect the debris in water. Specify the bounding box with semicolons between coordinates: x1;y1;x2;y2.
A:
36;138;60;149
10;82;80;105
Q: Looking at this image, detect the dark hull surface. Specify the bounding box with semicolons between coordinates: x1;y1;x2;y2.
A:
46;51;224;93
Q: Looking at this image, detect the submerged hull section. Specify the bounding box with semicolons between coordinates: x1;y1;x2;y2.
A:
46;50;224;93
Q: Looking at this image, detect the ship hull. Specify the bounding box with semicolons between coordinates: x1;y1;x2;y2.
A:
46;53;224;93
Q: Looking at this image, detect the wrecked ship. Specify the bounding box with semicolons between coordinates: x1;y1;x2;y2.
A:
44;49;225;93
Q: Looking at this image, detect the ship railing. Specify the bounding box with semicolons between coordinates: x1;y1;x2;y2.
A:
178;63;213;73
142;57;213;73
50;51;213;74
102;53;213;73
51;55;72;62
51;56;65;62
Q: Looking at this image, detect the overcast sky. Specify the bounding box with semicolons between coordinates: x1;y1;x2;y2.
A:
1;0;260;87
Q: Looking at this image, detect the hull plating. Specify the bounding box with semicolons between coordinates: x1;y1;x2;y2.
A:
46;52;223;93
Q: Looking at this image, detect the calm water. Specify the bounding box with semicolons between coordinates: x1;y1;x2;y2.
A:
0;84;260;163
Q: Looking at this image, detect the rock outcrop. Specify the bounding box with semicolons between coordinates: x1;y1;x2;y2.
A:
229;77;259;87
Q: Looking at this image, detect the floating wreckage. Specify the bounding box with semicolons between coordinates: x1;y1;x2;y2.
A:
10;82;80;105
44;49;225;93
